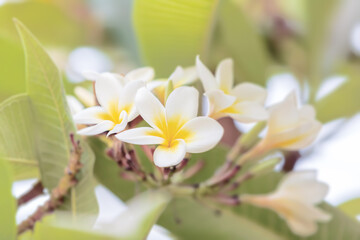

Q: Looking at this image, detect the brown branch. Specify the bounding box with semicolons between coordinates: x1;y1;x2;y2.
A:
282;151;301;172
17;134;83;235
17;181;44;207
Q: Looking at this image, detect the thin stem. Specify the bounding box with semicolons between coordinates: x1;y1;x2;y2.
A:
17;181;44;207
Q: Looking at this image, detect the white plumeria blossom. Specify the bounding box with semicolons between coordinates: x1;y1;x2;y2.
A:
149;66;198;103
83;66;155;85
116;87;224;167
196;56;268;123
74;76;144;136
259;91;322;151
242;171;331;237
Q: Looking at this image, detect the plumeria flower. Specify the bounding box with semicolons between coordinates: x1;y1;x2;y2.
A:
259;91;322;151
83;66;154;85
196;56;268;122
149;66;198;103
73;77;144;136
116;87;224;167
242;171;331;237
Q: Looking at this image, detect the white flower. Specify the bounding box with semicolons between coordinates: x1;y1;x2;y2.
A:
73;77;144;136
242;171;331;237
116;87;224;167
83;66;154;84
196;56;268;122
259;91;322;151
149;66;198;103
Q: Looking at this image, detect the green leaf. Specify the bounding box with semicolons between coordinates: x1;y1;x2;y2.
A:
0;34;25;101
0;156;17;240
32;190;171;240
314;65;360;122
15;20;98;215
305;0;339;95
159;197;284;240
338;198;360;220
0;94;39;180
215;0;269;84
133;0;220;76
160;172;360;239
0;1;89;47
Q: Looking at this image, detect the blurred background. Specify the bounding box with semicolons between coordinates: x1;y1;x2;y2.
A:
1;0;360;237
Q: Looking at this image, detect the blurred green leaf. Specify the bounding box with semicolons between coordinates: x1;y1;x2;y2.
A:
0;156;17;240
215;0;269;85
159;197;284;240
160;172;360;239
0;1;88;47
0;34;25;101
15;20;98;215
0;94;39;180
305;0;339;95
314;65;360;122
133;0;220;77
31;190;171;240
338;198;360;220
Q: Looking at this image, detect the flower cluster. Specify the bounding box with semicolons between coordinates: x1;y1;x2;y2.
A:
69;56;330;237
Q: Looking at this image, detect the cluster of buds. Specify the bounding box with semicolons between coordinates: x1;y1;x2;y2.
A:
68;56;330;237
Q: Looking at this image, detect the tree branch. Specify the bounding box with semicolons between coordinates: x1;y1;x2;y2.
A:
17;134;83;235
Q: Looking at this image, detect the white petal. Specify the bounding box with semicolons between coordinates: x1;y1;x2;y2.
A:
300;105;316;120
215;58;233;92
153;139;186;167
82;71;101;81
135;87;166;131
66;95;84;115
77;120;114;135
181;66;198;85
107;111;128;136
196;56;217;92
268;91;299;134
267;121;322;150
125;67;154;83
276;171;329;204
73;106;105;124
169;66;184;82
165;87;199;123
116;127;164;145
231;82;267;104
74;86;96;107
204;90;236;117
95;76;122;112
229;102;268;123
179;117;224;153
119;80;144;121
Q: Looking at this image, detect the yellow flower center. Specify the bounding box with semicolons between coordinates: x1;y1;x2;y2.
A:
97;100;132;125
147;114;193;147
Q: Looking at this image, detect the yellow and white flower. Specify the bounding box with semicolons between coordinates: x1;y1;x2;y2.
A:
74;77;144;136
260;91;322;151
196;56;268;122
116;87;224;167
149;66;198;103
242;171;331;237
